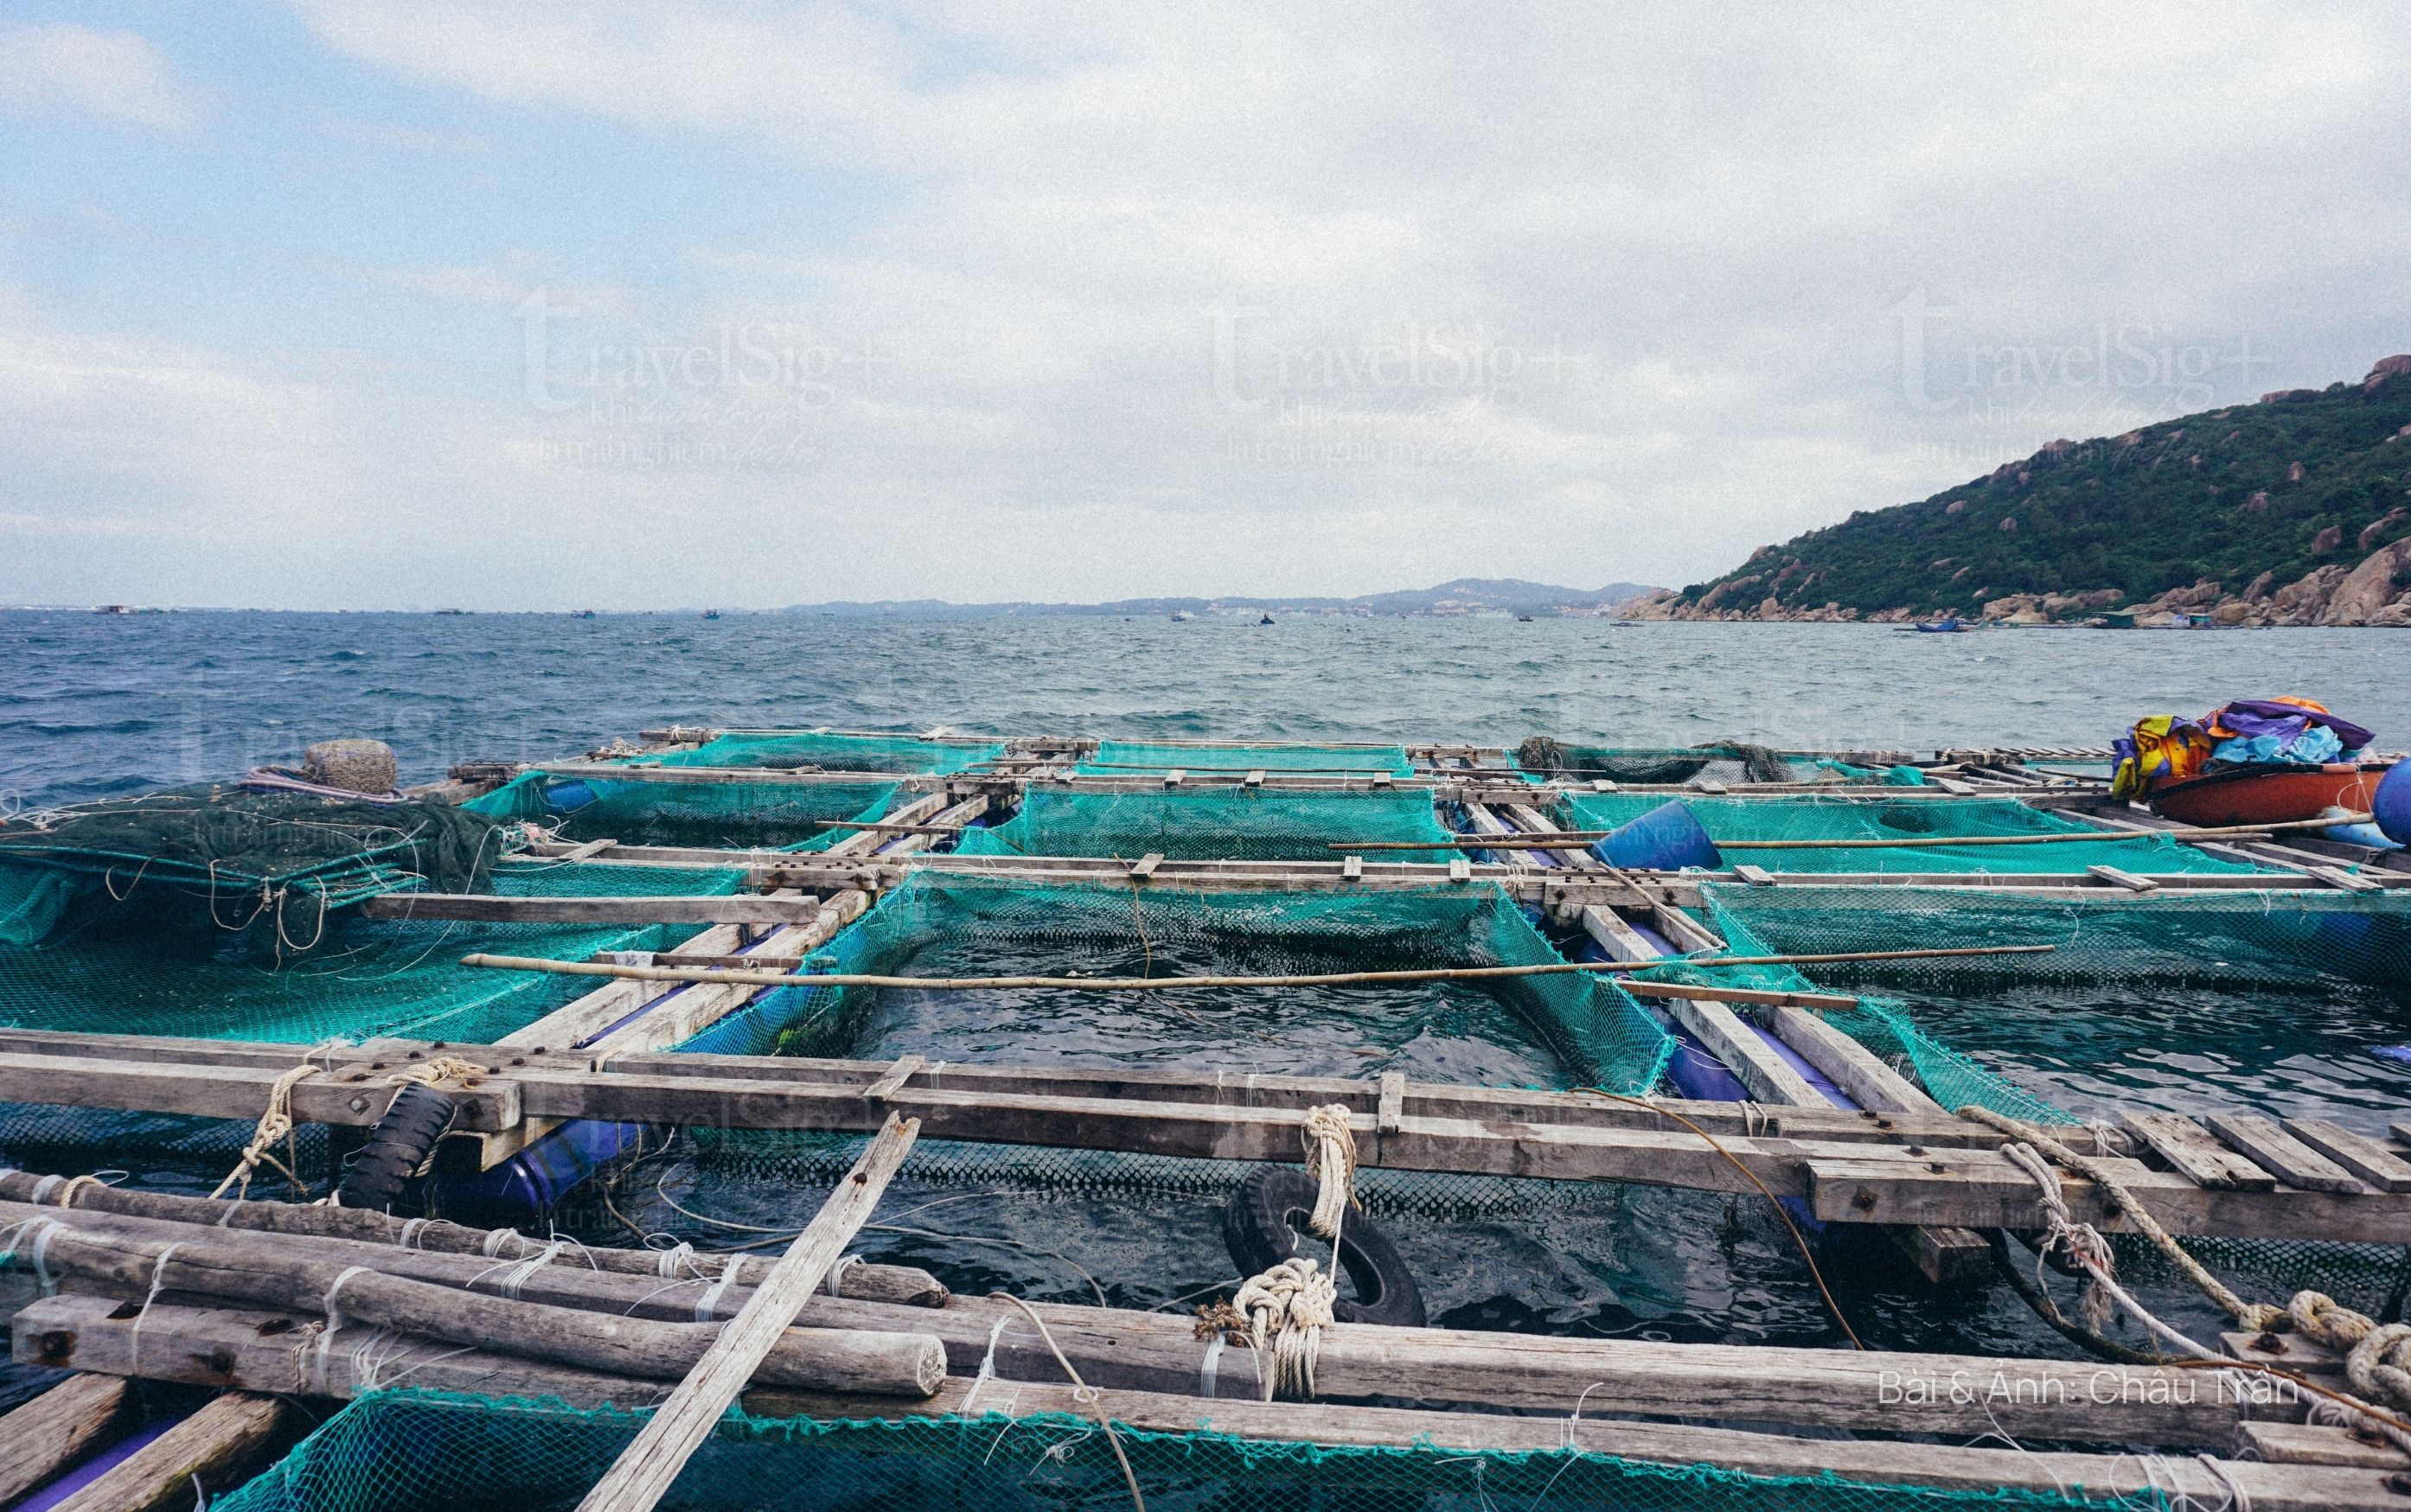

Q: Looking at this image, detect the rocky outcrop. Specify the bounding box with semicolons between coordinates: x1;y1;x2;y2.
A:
2322;539;2411;625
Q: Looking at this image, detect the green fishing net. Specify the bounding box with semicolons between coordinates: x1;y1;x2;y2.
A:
956;786;1459;861
1560;794;2274;877
0;787;512;947
464;771;900;853
1077;742;1414;776
659;731;1002;775
212;1388;2152;1512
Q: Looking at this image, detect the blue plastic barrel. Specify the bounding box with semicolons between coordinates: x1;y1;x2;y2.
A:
2376;761;2411;845
1589;800;1723;871
542;779;598;813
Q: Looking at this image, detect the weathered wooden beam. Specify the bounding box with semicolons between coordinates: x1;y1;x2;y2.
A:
572;1114;921;1512
0;1374;137;1508
48;1392;291;1512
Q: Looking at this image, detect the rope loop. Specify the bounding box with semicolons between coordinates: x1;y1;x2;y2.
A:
1300;1103;1358;1241
210;1063;321;1202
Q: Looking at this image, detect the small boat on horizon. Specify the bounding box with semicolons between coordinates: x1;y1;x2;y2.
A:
702;609;721;621
1170;610;1193;622
1905;616;1968;633
1258;613;1275;625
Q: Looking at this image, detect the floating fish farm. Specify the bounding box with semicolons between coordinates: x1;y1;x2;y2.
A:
2;727;2410;1510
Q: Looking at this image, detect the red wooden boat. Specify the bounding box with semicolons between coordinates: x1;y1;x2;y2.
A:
2145;762;2389;827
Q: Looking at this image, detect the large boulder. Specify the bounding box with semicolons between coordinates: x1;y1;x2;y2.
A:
2271;565;2349;623
2321;540;2411;625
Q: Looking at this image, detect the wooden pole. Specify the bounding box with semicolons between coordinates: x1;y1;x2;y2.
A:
572;1113;920;1512
0;1375;136;1507
49;1392;291;1512
457;943;2054;995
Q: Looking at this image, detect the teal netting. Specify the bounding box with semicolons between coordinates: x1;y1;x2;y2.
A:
1698;881;2411;992
464;771;899;852
0;787;512;947
957;787;1458;861
656;731;1002;775
214;1388;2143;1512
673;873;1673;1097
1661;903;2073;1125
1078;741;1414;776
0;857;741;1046
1560;794;2274;877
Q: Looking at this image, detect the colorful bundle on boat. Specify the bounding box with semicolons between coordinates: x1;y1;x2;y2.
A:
2110;696;2389;826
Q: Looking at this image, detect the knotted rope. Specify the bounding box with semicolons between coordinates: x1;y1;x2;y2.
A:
211;1063;323;1201
1970;1105;2411;1452
1232;1256;1338;1400
1300;1103;1358;1240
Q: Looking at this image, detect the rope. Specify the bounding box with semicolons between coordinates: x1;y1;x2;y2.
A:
48;1174;106;1209
1232;1257;1338;1401
1300;1104;1357;1240
311;1265;374;1396
129;1241;182;1376
1960;1107;2274;1329
988;1292;1146;1512
210;1063;322;1202
1974;1105;2411;1454
389;1056;486;1088
694;1254;743;1321
826;1252;863;1298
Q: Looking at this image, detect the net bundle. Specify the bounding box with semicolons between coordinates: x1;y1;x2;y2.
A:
0;786;513;947
1515;738;1794;784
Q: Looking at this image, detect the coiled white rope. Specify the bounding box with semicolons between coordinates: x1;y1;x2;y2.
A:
1300;1104;1358;1240
1233;1257;1337;1400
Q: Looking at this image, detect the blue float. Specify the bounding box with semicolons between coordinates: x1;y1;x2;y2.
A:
2375;760;2411;845
1589;800;1723;871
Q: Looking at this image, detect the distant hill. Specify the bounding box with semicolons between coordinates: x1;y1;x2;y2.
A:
777;577;1662;618
1643;354;2411;626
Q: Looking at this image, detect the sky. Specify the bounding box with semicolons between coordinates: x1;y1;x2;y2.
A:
1;3;2407;610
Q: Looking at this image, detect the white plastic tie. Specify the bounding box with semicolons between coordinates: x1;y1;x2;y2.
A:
1199;1335;1226;1399
313;1265;374;1395
29;1174;63;1204
962;1312;1014;1414
399;1218;431;1250
655;1241;695;1279
695;1254;743;1322
826;1253;864;1298
130;1242;183;1376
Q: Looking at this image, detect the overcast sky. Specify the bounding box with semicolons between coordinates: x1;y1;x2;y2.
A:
2;3;2406;609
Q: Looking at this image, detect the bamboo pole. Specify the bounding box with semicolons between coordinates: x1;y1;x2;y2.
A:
1340;812;2378;851
458;943;2055;996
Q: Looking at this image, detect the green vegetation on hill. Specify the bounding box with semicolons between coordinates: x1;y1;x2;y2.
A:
1674;359;2411;616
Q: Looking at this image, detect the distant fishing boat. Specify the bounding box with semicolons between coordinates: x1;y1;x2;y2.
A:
1905;616;1968;633
1258;613;1275;625
1517;614;1536;622
702;609;721;621
1169;610;1193;622
573;609;597;619
2147;762;2391;826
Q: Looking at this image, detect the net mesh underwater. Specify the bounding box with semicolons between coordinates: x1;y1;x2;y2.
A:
1558;792;2275;877
956;786;1461;861
211;1388;2158;1512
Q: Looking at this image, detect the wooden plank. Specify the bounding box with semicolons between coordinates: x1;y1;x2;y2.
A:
580;890;872;1062
0;1374;137;1507
360;893;824;924
1244;769;1265;787
557;837;617;862
2204;1114;2366;1193
861;1055;924;1103
1447;858;1471;883
1652;903;1724;954
2088;864;2158;892
1130;852;1163;879
822;791;957;858
50;1392;291;1512
1576;905;1662;963
0;1051;517;1132
1660;998;1825;1107
2119;1112;2277;1190
1885;1223;1993;1286
2283;1120;2411;1193
532;762;935;788
2237;1420;2411;1468
2308;864;2383;893
1732;864;1776;887
1163;768;1186;788
572;1114;921;1512
1376;1071;1404;1133
1767;1006;1941;1113
1341;854;1363;879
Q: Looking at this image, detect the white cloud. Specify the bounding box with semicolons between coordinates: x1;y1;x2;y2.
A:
0;24;207;132
10;3;2411;604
